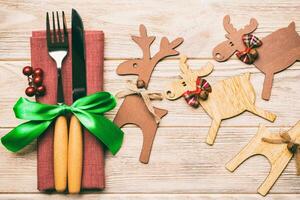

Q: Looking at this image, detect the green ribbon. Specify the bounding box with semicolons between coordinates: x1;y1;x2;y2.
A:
1;92;124;155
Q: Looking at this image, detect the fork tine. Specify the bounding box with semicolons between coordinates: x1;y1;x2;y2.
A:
52;12;57;43
62;11;68;45
46;12;51;45
56;11;62;42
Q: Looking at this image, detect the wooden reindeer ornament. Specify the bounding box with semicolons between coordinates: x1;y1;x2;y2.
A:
212;15;300;100
226;121;300;196
114;24;183;164
165;56;276;145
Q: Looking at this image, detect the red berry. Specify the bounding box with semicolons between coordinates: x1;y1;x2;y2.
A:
25;86;36;97
33;68;43;77
23;66;33;76
33;76;43;86
36;85;46;96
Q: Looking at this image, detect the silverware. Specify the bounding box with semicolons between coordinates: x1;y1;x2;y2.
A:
46;11;69;193
68;8;87;194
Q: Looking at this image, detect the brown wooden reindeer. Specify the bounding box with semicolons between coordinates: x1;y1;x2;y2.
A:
212;15;300;100
226;121;300;196
165;56;276;145
114;24;183;164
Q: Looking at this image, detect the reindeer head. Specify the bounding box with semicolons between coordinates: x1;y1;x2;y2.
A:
212;15;258;62
117;24;184;89
165;55;214;100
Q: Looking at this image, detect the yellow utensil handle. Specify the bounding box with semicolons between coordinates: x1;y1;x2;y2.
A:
54;115;68;192
68;115;83;194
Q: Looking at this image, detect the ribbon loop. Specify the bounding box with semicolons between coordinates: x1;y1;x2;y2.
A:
236;34;262;64
116;80;163;123
183;77;211;108
1;92;124;155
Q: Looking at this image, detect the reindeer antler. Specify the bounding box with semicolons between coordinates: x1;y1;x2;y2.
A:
152;37;184;62
240;18;258;34
132;24;156;60
223;15;237;34
179;55;189;74
223;15;258;36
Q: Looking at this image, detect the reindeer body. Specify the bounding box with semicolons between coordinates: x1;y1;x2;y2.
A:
114;25;183;163
212;15;300;100
226;121;300;196
114;95;167;163
165;56;276;145
255;23;300;99
200;73;255;119
256;22;300;69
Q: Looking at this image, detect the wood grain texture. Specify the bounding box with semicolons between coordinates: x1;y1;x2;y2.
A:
0;60;299;128
1;127;300;194
165;57;276;145
1;0;300;60
1;194;300;200
226;122;300;196
0;0;299;199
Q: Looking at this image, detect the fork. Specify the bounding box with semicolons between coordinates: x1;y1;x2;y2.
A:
46;11;69;193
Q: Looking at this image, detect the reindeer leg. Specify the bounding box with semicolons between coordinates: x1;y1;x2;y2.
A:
113;111;128;128
258;153;292;196
140;123;158;164
226;145;257;172
206;118;221;145
246;104;276;122
262;73;274;101
226;124;266;172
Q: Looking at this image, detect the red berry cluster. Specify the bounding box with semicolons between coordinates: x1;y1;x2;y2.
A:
22;66;46;97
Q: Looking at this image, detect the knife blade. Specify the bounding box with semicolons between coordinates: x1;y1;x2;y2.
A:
68;8;86;194
72;9;87;100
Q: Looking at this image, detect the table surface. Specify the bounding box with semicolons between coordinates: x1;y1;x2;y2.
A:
0;0;300;199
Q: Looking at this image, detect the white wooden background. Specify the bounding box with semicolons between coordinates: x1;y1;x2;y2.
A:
0;0;300;199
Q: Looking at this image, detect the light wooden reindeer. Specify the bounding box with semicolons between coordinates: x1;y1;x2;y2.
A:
213;15;300;100
165;56;276;145
114;25;183;164
226;121;300;196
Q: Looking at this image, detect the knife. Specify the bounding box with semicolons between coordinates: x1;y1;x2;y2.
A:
68;8;87;194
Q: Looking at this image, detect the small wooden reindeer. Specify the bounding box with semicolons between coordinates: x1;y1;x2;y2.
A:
212;15;300;100
114;25;183;164
165;56;276;145
226;121;300;196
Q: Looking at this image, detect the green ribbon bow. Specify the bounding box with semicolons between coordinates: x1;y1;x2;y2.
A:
1;92;124;155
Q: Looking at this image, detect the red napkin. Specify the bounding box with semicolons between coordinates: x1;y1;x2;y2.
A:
30;30;105;191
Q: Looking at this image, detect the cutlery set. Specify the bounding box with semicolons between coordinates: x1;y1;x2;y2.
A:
46;9;85;194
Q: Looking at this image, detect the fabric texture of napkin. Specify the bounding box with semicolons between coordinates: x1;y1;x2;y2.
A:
30;30;105;191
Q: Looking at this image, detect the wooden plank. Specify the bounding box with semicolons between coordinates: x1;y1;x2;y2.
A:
0;0;299;197
0;60;299;128
0;0;300;59
1;194;300;200
1;127;300;193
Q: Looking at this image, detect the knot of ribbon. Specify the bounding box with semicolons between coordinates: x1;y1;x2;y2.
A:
115;80;163;123
1;92;124;155
183;77;211;108
262;131;300;175
236;34;262;64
